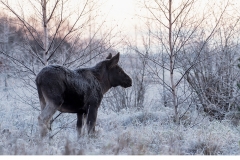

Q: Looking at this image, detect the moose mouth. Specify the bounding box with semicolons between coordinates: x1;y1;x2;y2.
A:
122;79;132;88
124;85;132;88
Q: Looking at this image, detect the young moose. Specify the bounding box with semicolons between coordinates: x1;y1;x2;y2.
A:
36;53;132;137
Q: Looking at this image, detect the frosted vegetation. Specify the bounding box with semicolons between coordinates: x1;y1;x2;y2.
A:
0;0;240;155
0;75;240;155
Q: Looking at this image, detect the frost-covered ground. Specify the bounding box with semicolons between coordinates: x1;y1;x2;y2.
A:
0;77;240;155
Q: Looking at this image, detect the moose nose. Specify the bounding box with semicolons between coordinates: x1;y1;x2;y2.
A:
126;78;132;87
129;78;132;86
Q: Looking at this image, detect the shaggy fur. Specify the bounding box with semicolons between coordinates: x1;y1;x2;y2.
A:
36;53;132;137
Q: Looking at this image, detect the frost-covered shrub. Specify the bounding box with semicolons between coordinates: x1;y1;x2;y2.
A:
1;75;240;155
225;111;240;126
188;140;220;155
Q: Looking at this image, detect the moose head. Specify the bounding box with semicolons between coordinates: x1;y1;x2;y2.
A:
105;53;132;88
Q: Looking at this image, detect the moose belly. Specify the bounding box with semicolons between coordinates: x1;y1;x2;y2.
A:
59;92;86;113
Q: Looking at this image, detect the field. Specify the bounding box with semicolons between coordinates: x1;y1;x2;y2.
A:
0;76;240;155
0;0;240;156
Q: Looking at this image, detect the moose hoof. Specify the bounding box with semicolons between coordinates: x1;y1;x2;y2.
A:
39;126;48;138
38;121;48;138
47;123;52;131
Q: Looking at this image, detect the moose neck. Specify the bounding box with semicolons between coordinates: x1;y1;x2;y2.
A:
90;66;112;95
99;78;112;95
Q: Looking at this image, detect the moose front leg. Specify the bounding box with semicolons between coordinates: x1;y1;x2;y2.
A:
76;112;86;136
86;105;98;134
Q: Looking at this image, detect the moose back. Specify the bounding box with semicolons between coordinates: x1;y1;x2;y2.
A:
35;53;132;137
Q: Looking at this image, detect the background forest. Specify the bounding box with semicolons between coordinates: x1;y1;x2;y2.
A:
1;0;240;155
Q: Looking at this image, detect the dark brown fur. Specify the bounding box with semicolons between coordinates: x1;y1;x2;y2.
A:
36;53;132;137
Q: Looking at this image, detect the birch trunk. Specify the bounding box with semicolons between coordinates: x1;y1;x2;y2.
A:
42;0;48;66
168;0;179;124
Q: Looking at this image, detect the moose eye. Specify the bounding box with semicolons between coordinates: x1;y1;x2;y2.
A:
118;69;122;74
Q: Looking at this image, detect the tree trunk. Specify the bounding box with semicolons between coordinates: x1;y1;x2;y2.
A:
42;0;48;66
168;0;179;124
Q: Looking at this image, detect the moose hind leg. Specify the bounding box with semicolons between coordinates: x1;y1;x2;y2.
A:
37;86;46;110
39;97;46;111
38;100;59;137
76;113;86;136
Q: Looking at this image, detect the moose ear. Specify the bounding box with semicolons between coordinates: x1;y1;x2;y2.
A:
106;53;112;59
108;52;120;68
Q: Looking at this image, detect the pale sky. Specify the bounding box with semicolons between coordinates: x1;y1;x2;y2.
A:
1;0;139;45
104;0;136;20
2;0;240;50
96;0;138;39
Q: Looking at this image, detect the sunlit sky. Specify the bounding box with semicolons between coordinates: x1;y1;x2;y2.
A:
2;0;240;50
1;0;139;46
104;0;136;21
2;0;138;30
98;0;138;39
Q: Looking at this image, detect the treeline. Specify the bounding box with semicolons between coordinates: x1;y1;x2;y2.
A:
1;0;240;127
0;14;115;74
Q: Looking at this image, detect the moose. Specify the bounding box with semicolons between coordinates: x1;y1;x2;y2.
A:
35;53;132;137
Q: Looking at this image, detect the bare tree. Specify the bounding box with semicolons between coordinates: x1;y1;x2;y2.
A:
137;0;230;123
184;7;240;119
0;0;119;71
0;0;122;136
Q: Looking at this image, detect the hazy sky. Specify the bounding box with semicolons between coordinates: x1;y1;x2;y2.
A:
104;0;136;21
2;0;240;50
100;0;138;39
1;0;138;42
